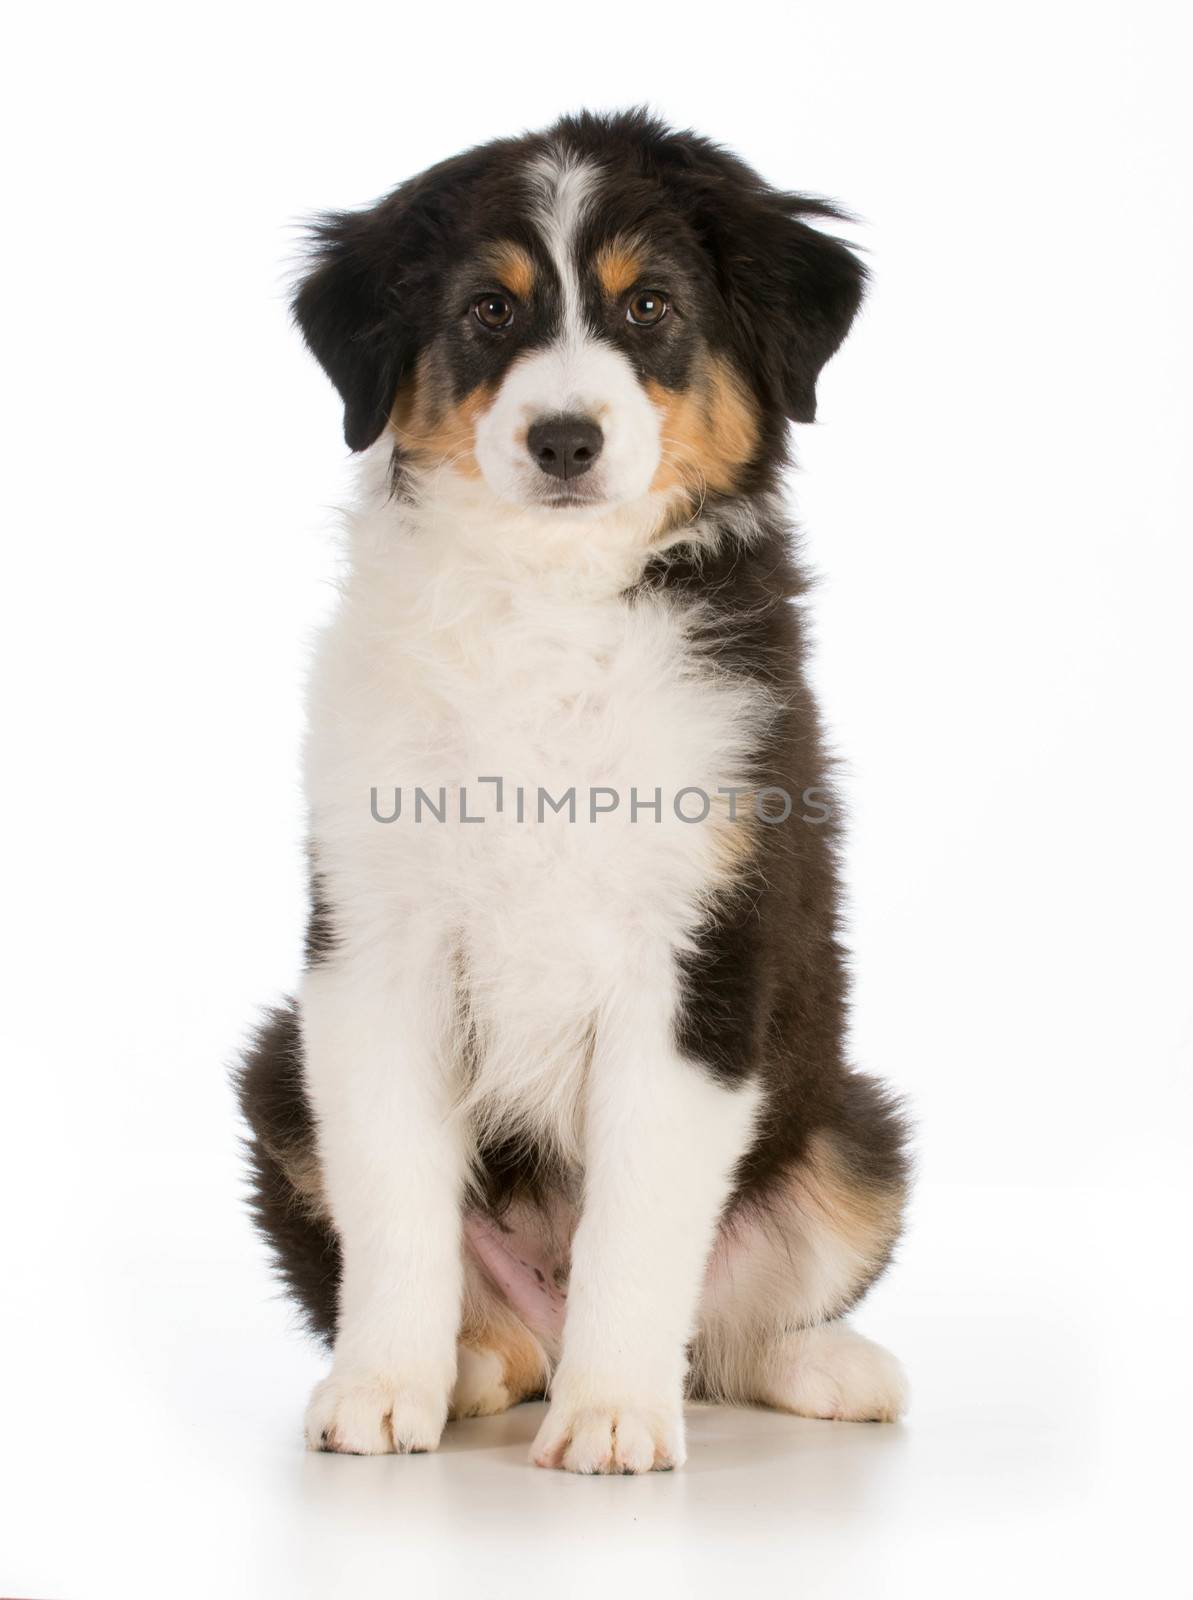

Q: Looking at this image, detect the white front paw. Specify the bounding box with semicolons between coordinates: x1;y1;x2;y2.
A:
305;1370;448;1455
531;1391;685;1474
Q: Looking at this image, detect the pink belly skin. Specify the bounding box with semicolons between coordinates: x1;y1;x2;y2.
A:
464;1208;571;1344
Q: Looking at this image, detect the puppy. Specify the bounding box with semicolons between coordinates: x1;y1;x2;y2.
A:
239;109;910;1474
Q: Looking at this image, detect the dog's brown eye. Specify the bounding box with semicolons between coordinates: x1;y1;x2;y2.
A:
474;293;514;331
627;290;668;327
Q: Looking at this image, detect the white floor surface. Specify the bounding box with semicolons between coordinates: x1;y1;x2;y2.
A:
3;1183;1187;1599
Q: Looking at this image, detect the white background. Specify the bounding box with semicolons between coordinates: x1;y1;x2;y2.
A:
3;2;1190;1596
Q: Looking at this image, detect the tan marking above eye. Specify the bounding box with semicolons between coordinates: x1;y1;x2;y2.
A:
594;235;645;299
482;240;535;300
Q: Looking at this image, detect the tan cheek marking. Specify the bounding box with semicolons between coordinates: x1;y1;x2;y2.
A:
484;240;535;301
595;235;645;299
389;352;492;479
647;354;760;499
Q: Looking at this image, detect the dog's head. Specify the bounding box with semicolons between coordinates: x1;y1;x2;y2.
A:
294;111;864;517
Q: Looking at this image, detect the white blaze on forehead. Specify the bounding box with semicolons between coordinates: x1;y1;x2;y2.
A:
470;147;663;511
528;150;602;344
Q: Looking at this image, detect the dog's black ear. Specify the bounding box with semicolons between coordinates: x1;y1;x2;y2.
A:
749;201;866;423
685;152;866;422
292;200;419;451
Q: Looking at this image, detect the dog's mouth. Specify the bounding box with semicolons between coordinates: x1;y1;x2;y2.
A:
534;484;608;512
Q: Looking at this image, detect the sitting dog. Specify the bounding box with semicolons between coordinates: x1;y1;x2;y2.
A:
239;109;910;1474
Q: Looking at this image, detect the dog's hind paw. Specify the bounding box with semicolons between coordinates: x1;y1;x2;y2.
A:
762;1322;908;1422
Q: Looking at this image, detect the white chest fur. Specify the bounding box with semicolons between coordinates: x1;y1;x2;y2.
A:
303;466;771;1159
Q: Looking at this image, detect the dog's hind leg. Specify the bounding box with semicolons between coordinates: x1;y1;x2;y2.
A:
693;1127;909;1421
451;1253;552;1419
235;1002;342;1344
743;1320;908;1421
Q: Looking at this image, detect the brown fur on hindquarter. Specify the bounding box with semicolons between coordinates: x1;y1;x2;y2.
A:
235;1003;341;1344
453;1260;550;1418
691;1128;907;1403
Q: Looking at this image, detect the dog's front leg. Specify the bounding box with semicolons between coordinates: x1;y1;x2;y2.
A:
300;946;467;1455
532;976;761;1474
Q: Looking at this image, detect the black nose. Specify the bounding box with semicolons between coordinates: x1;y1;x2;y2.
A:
527;414;604;480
